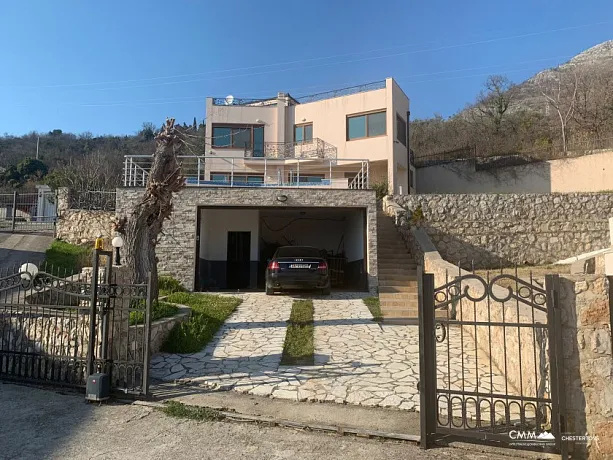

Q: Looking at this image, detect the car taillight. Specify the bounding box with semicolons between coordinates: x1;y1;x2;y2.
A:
318;261;328;271
268;261;280;271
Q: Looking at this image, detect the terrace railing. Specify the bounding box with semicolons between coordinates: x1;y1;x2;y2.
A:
123;155;369;190
244;138;337;160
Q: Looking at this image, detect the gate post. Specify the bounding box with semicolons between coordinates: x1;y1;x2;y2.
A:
87;250;101;376
418;266;437;449
142;272;153;396
10;191;17;232
545;274;568;459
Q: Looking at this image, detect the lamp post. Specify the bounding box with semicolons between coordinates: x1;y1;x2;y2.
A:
111;235;124;266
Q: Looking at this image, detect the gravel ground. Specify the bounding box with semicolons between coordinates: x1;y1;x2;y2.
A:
0;382;512;460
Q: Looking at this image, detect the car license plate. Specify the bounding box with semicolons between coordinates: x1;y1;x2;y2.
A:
289;264;311;269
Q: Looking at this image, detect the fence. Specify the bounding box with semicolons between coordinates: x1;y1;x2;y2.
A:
0;190;57;233
67;190;116;212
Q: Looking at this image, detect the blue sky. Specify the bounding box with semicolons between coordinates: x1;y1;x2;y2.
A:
1;0;612;135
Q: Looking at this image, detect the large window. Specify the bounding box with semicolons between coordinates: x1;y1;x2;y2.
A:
212;125;264;156
210;173;264;184
294;123;313;142
347;110;386;140
288;173;324;184
396;114;407;146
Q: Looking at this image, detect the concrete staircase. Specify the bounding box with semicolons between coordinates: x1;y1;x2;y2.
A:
377;211;419;322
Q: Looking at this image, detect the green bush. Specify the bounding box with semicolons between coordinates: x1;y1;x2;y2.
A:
129;301;179;326
371;181;389;201
159;276;187;296
44;240;92;275
161;293;241;354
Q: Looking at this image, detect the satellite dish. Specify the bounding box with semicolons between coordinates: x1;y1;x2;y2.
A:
224;95;234;105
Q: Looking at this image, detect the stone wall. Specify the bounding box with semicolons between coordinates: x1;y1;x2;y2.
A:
116;187;378;292
56;188;116;245
559;275;613;458
387;194;613;269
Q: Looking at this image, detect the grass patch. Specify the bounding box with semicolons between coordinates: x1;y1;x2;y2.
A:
363;297;383;322
43;240;92;275
161;401;225;422
129;300;179;326
161;292;241;354
281;299;314;366
159;276;187;296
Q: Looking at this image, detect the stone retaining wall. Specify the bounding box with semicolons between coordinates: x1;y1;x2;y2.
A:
386;193;613;269
385;201;613;457
55;188;116;245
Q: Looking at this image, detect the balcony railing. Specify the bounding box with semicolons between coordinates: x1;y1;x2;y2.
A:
123;155;369;190
243;138;337;160
211;97;277;106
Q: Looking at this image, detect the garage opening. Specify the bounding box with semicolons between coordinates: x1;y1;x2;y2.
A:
196;207;368;292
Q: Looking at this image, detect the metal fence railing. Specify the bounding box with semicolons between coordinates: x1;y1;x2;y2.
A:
0;190;57;233
68;190;116;211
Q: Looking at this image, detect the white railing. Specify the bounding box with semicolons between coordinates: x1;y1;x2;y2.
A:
123;155;370;189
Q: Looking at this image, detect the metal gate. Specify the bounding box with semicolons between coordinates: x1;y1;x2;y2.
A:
0;190;57;233
418;269;566;457
0;250;152;396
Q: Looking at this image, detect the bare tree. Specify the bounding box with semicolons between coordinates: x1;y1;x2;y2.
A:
539;68;578;153
572;68;613;142
120;119;185;299
475;75;516;133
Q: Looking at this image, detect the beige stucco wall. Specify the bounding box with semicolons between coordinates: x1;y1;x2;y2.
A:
205;78;411;194
417;150;613;194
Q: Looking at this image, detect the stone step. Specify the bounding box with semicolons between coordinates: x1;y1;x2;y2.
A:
377;244;409;250
380;299;418;308
377;253;415;260
379;285;419;293
378;275;417;283
381;310;419;320
378;279;418;287
378;260;417;266
379;292;418;300
378;267;418;274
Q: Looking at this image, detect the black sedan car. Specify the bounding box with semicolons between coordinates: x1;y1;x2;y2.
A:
265;246;331;295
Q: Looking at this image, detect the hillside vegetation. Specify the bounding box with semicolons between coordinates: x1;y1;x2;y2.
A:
410;41;613;161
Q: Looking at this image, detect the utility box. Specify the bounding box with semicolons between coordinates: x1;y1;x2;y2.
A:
85;373;110;402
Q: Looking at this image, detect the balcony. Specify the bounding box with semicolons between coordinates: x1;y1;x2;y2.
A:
244;138;337;160
123;155;370;190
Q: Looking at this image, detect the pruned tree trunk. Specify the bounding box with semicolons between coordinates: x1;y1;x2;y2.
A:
120;119;185;300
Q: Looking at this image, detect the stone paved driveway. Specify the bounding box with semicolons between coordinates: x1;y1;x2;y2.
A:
151;292;422;410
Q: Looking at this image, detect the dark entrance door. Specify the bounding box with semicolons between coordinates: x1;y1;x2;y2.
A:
227;231;251;289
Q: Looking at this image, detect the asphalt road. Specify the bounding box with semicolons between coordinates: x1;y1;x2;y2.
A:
0;383;512;460
0;233;53;273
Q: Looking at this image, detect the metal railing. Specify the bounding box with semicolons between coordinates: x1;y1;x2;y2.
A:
212;97;277;106
68;190;116;211
296;80;386;104
123;155;370;189
243;138;337;160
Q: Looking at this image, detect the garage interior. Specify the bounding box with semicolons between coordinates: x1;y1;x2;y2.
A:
196;207;368;292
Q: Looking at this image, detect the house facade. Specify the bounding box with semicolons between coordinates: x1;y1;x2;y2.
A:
120;78;413;293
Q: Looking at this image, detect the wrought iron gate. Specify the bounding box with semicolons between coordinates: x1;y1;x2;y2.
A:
0;190;57;233
418;269;566;457
0;250;152;396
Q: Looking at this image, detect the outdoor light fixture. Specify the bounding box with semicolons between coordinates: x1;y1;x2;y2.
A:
276;194;288;202
112;235;124;266
19;263;38;280
255;118;264;124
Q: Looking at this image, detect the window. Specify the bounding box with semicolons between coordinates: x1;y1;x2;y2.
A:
294;123;313;142
396;114;407;146
212;125;264;155
288;173;324;184
346;110;386;140
210;173;264;184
